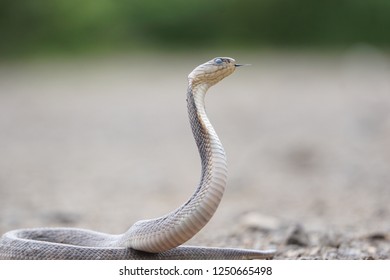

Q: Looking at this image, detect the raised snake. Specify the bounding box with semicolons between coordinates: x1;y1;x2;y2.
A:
0;57;275;260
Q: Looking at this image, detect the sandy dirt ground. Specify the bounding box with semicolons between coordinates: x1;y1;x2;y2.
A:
1;52;389;259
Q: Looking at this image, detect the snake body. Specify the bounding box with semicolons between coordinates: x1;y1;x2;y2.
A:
0;57;275;260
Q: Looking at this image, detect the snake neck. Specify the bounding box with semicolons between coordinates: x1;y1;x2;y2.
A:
186;82;228;223
187;82;228;209
120;81;227;253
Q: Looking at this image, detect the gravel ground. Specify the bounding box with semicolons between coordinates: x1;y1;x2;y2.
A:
0;52;389;259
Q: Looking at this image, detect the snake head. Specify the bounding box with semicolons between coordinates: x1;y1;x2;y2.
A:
188;57;242;88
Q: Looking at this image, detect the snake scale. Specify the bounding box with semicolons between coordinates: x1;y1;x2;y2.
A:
0;57;275;260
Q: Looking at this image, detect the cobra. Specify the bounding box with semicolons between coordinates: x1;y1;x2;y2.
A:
0;57;275;260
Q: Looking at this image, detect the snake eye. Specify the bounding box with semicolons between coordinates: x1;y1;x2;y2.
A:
214;58;223;65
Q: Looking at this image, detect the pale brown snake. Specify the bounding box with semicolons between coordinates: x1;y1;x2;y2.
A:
0;57;275;260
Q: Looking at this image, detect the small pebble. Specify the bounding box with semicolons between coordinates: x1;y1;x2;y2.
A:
239;212;282;231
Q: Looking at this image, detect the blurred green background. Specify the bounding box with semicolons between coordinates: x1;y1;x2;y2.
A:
1;0;390;58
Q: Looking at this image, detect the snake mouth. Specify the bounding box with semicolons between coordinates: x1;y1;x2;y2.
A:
235;64;250;67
